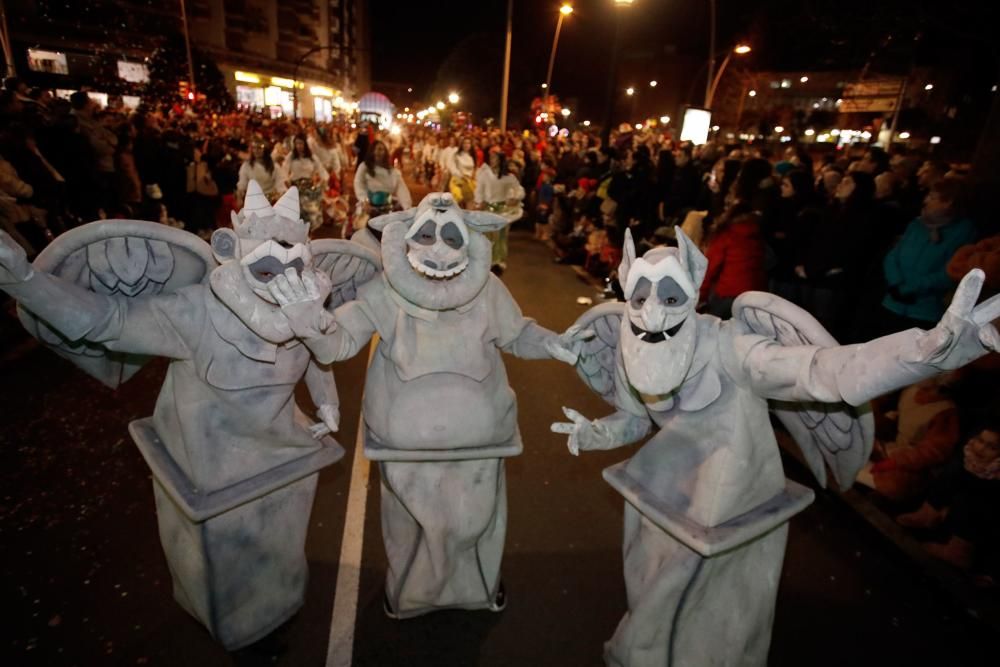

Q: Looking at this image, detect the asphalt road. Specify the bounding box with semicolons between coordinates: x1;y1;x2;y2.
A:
0;228;993;666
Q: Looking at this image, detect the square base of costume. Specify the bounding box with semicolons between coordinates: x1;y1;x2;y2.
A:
602;462;813;666
131;418;344;649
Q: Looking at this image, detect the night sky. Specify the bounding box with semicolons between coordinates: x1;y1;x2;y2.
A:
369;0;999;123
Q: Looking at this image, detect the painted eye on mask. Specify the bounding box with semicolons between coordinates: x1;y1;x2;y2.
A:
656;277;688;306
414;220;437;246
441;222;464;249
629;277;652;309
248;256;304;283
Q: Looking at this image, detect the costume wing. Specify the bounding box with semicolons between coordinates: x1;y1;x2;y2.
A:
572;302;626;407
18;220;215;388
732;292;875;489
309;239;382;311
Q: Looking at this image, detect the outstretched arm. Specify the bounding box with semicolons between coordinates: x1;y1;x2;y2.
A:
551;407;651;455
0;231;196;359
490;278;587;363
737;270;1000;406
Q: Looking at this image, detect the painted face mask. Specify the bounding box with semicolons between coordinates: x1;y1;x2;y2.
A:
226;183;313;304
404;206;470;280
618;230;706;396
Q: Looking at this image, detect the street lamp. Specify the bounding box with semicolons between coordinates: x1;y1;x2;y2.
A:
602;0;635;145
435;101;445;109
561;107;571;117
544;4;574;97
649;80;657;87
705;43;751;108
626;86;635;96
448;91;460;104
660;115;670;124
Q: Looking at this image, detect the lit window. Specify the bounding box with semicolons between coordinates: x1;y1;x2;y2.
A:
117;61;150;83
27;49;68;74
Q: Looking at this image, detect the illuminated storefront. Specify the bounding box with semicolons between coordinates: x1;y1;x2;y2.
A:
226;69;353;120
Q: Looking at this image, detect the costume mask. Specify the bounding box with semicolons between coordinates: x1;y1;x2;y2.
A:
404;197;470;280
373;192;508;311
213;180;313;304
619;229;707;396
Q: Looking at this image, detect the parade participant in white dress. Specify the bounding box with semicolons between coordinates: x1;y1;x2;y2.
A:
237;141;285;205
474;150;525;273
284;135;329;230
353;140;412;227
448;136;477;208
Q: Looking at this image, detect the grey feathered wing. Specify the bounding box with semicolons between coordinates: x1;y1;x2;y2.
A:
732;292;875;489
571;302;626;407
309;238;382;311
18;220;216;388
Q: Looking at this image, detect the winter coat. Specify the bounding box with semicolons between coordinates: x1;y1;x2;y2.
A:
882;217;977;323
700;214;768;301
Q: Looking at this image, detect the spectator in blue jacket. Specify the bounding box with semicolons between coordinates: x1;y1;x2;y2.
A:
879;178;977;332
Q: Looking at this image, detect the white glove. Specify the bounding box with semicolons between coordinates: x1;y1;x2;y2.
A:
550;407;614;456
309;403;340;439
917;269;1000;369
0;230;33;285
268;267;333;340
544;324;594;365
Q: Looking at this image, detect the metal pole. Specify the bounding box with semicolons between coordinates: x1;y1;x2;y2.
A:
705;51;732;108
600;11;624;146
0;0;15;78
885;74;908;139
706;0;716;108
500;0;513;131
179;0;196;99
544;12;565;94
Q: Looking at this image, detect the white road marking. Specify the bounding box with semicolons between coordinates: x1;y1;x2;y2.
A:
325;342;376;667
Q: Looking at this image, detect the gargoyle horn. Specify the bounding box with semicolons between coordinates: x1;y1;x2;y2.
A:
273;186;300;222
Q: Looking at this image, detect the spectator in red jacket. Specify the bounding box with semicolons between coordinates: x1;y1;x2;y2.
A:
698;202;767;318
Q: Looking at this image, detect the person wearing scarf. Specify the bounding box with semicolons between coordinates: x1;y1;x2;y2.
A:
880;177;977;332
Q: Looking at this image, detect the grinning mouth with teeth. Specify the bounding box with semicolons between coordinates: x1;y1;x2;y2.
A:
630;319;686;343
407;252;469;280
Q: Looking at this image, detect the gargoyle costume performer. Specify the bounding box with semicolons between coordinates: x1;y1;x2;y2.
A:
0;181;380;649
552;229;1000;667
270;192;581;618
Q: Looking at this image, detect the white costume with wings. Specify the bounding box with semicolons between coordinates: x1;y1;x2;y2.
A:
553;229;1000;667
0;182;380;650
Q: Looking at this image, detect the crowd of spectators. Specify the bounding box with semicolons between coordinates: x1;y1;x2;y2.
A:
2;77;998;580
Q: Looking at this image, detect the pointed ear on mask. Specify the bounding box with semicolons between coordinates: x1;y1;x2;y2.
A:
211;228;239;263
369;209;414;232
619;228;637;291
463;210;509;233
675;227;708;290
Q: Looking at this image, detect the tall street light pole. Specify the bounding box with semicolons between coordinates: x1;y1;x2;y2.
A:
544;4;573;95
601;0;633;146
705;44;751;108
706;0;716;110
0;0;15;78
179;0;196;99
500;0;513;131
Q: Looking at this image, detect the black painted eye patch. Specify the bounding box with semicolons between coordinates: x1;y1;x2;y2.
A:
248;256;305;283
